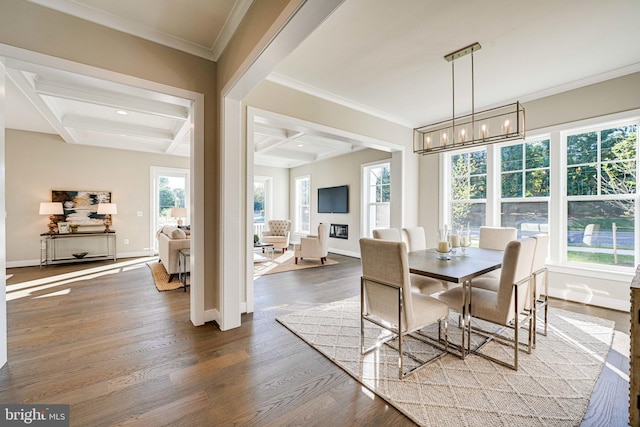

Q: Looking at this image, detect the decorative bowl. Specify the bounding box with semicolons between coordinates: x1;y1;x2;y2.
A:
72;252;89;259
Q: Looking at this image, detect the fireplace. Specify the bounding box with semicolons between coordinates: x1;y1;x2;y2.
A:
330;224;348;239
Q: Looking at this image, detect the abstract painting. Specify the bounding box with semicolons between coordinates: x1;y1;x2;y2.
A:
52;190;111;226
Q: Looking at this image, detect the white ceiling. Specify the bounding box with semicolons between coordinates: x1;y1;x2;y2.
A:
6;0;640;165
272;0;640;128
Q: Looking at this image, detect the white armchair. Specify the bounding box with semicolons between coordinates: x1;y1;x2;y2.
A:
294;223;330;264
261;220;291;252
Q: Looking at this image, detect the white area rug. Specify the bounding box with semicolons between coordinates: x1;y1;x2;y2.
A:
277;297;615;426
253;250;338;276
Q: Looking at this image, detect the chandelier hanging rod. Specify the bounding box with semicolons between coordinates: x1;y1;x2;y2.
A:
413;41;525;155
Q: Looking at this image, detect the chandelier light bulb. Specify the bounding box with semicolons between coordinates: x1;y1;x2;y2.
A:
460;128;466;142
503;119;510;135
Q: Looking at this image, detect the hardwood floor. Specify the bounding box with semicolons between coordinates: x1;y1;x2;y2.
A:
1;254;630;426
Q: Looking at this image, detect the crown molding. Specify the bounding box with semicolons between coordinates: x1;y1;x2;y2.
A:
27;0;252;61
265;73;416;129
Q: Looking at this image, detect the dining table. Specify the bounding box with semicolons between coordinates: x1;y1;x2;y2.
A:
407;246;504;358
407;246;503;284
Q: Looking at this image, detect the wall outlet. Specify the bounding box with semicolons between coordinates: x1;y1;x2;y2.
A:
137;211;143;217
123;239;129;245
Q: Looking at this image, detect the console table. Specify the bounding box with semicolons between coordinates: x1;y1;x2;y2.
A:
40;231;117;267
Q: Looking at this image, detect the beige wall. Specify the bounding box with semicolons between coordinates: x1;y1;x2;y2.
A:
525;72;640;131
244;80;420;239
0;0;218;308
6;130;189;265
290;149;391;255
245;80;413;147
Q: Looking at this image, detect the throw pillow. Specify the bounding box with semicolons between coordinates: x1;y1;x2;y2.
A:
170;228;187;239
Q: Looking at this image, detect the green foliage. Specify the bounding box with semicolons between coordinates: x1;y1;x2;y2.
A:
501;140;550;199
567;251;634;267
254;184;264;214
567;126;637;198
159;176;186;216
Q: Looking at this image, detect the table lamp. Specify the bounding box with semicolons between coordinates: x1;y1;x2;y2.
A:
97;203;117;232
39;202;64;234
171;207;187;226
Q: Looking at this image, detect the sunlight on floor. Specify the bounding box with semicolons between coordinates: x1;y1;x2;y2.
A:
6;257;157;301
548;321;629;383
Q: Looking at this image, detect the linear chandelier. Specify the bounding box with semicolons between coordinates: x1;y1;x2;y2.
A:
413;42;525;155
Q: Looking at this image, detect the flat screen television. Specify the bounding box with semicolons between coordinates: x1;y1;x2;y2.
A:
317;185;348;213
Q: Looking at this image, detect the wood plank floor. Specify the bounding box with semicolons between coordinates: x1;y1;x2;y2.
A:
2;254;631;426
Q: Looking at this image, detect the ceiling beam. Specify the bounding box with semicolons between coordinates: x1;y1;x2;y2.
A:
6;68;79;145
253;124;288;139
35;78;190;119
258;148;316;162
255;130;306;153
62;114;174;141
165;114;192;154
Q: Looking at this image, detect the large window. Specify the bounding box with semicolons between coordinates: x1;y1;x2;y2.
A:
363;162;391;237
500;139;550;236
450;149;486;236
295;176;310;234
442;114;639;271
566;124;637;267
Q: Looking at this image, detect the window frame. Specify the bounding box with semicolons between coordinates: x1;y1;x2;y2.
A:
561;119;638;269
439;110;640;274
361;160;391;238
294;175;311;234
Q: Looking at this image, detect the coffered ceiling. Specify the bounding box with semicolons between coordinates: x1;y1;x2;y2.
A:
5;0;253;158
7;60;192;156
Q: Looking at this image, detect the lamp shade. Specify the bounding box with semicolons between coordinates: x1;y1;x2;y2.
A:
97;203;117;215
171;207;187;218
39;202;63;215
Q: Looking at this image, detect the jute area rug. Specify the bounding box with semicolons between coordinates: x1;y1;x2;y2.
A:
146;261;184;291
254;250;338;276
277;297;615;426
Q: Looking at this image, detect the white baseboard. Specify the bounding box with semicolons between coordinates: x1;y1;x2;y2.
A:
204;308;220;325
328;248;360;259
7;251;153;269
548;288;630;312
6;259;40;268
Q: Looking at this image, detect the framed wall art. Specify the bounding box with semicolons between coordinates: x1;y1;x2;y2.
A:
52;190;112;227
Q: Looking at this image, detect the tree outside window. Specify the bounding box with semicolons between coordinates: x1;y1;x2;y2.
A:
500;139;550;236
450;149;486;238
566;125;636;266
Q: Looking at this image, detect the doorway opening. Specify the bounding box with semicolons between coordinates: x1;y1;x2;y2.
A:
151;167;190;253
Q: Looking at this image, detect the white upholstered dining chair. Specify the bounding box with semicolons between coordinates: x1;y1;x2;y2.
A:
372;228;401;241
372;228;443;295
479;226;518;250
402;227;427;252
359;238;449;379
530;234;549;343
436;237;536;370
477;226;518;279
